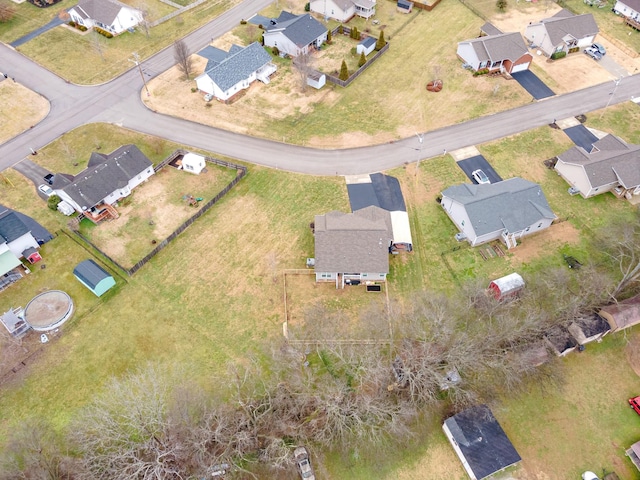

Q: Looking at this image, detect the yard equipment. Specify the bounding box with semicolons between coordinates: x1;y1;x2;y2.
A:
563;254;582;270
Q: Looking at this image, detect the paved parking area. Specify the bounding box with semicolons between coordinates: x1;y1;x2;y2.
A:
457;155;503;184
512;70;555;100
563;125;599;151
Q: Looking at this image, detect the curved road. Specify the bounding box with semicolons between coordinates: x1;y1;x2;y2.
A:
1;0;639;175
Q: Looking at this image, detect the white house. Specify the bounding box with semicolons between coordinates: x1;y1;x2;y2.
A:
524;10;599;57
68;0;143;36
310;0;376;21
554;134;640;201
263;12;328;57
613;0;640;23
181;153;206;175
195;43;276;102
457;31;532;74
53;145;154;217
440;177;556;249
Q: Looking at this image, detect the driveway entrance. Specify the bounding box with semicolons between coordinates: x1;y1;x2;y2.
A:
512;70;555;100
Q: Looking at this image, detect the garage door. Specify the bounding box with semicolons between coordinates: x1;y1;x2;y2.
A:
511;62;530;73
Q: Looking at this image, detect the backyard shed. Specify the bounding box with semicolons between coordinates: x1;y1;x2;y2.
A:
627;440;640;472
0;308;30;339
307;71;326;89
73;260;116;297
598;293;640;332
397;0;413;13
443;404;521;480
181;153;206;175
356;36;376;56
22;247;41;264
488;273;524;300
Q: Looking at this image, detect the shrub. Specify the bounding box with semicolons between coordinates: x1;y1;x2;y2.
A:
304;2;310;11
240;19;247;24
271;46;279;56
78;25;87;31
68;20;76;27
496;0;507;11
473;68;490;76
47;195;61;211
339;59;349;81
94;27;113;38
551;50;567;60
375;30;385;51
358;51;366;67
338;25;343;34
327;29;332;43
350;27;359;39
350;46;357;56
191;87;197;93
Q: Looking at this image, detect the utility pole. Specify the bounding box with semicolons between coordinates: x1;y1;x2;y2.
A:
601;77;621;119
130;52;150;97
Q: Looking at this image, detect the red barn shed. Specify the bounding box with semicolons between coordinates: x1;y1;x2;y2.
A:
488;273;524;300
22;247;41;264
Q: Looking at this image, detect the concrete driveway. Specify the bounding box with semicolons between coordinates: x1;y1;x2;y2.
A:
512;70;555;100
457;155;503;184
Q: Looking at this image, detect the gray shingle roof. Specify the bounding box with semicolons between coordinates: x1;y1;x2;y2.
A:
314;206;392;273
72;0;137;26
537;11;599;44
73;259;112;289
62;145;152;210
442;178;556;236
0;211;29;244
465;32;529;63
266;12;327;47
557;134;640;189
444;405;521;480
359;36;377;48
202;42;272;93
0;205;53;245
481;22;503;36
197;45;232;71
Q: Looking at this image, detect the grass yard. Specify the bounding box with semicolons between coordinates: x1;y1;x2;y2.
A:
16;0;242;84
77;164;238;269
0;0;69;44
0;80;49;144
285;272;390;341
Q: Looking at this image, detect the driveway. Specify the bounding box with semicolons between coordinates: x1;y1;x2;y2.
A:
563;124;599;151
512;70;555;100
457;155;503;184
12;158;52;200
10;16;64;48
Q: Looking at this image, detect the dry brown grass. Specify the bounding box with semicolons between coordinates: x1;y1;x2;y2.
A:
0;80;49;145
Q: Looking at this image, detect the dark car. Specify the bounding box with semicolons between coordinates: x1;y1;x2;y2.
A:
44;173;55;185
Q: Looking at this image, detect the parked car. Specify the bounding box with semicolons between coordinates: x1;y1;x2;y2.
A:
584;46;602;60
472;169;490;185
591;43;606;56
582;472;600;480
294;446;315;480
629;395;640;415
38;184;54;197
43;173;54;185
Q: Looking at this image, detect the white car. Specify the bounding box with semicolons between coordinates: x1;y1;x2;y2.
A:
38;184;54;197
472;169;490;185
582;472;599;480
294;446;315;480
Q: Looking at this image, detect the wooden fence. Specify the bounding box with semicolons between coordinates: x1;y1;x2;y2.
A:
322;42;390;87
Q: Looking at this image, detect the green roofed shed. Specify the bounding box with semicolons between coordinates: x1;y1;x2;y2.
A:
73;260;115;297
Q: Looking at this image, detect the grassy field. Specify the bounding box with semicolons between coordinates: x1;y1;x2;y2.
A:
0;80;49;144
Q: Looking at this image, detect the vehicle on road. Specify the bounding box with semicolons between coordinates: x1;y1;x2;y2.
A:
472;169;490;185
294;446;315;480
630;396;640;415
38;184;53;197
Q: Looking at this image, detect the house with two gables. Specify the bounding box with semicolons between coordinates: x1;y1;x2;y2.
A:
440;177;556;249
457;24;532;74
195;43;276;102
554;134;640;202
524;10;599;57
68;0;143;36
262;12;328;57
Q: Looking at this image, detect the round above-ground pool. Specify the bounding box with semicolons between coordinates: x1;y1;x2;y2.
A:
24;290;74;332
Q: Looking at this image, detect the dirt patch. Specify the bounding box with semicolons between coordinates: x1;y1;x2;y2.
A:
508;220;580;265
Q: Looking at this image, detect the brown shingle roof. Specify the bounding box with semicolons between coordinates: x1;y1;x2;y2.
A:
599;294;640;331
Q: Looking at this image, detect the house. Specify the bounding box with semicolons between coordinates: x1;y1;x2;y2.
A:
180;153;206;175
440;177;556;249
313;206;393;288
626;440;640;472
67;0;143;36
443;404;521;480
488;272;524;300
598;293;640;332
397;0;413;13
0;307;30;339
356;36;377;56
194;42;276;102
613;0;640;27
0;210;41;289
554;134;640;202
567;314;611;345
524;10;599;57
457;31;532;74
73;260;116;297
262;12;328;57
307;71;326;89
53;144;154;222
310;0;376;21
346;173;413;251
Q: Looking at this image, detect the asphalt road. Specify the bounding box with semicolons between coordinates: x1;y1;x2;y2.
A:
1;1;640;176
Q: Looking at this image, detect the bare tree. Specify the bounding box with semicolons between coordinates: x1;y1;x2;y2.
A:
174;40;193;80
293;52;312;92
91;31;105;61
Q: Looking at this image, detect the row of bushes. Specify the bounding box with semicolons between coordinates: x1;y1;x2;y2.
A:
551;50;567;60
473;68;491;76
68;21;88;32
94;26;114;38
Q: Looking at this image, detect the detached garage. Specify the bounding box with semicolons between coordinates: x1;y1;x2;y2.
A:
73;260;116;297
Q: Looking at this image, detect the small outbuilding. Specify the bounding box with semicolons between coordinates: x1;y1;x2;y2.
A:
443;404;521;480
0;308;30;339
73;260;116;297
397;0;413;13
181;153;206;175
356;36;376;56
627;440;640;472
488;273;524;301
598;293;640;332
567;315;610;346
22;247;41;264
307;71;326;90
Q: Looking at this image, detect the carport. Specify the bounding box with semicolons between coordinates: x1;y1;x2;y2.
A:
511;70;555;100
563;125;599;151
457;155;503;184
